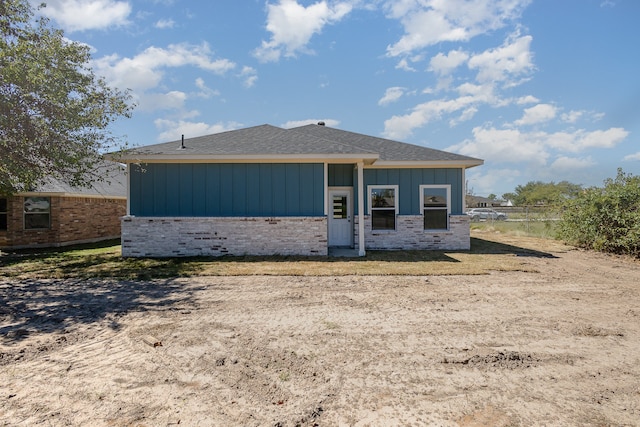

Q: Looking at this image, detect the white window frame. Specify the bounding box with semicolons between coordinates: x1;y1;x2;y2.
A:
420;185;451;231
368;185;399;231
24;196;51;230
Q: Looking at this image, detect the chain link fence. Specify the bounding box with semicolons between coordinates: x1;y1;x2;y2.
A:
468;205;561;238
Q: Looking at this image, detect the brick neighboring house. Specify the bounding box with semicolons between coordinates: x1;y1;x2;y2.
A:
112;123;483;257
0;163;127;250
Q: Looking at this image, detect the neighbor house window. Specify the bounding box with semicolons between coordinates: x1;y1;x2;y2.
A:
24;197;51;229
421;185;450;230
0;198;7;231
369;185;398;230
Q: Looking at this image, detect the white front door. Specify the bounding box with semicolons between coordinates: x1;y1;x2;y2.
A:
328;189;353;247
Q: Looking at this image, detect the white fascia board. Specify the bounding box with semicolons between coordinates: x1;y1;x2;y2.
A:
112;153;379;164
365;159;484;169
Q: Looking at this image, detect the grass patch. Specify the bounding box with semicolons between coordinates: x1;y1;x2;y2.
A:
471;219;559;239
0;233;568;280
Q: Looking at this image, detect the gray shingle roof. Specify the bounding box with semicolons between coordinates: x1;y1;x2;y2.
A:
117;123;482;167
27;162;127;197
125;124;378;157
290;124;481;163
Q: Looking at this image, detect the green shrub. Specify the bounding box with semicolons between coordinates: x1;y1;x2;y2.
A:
557;169;640;257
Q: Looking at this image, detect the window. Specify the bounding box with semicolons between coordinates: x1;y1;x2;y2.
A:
421;185;450;230
0;198;7;231
332;195;348;219
24;197;51;229
369;185;398;230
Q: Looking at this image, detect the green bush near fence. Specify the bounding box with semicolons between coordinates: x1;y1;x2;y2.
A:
557;169;640;257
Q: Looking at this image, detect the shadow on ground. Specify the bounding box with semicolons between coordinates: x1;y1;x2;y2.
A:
0;277;200;344
470;237;558;258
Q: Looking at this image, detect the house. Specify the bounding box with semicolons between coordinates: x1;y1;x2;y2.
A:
112;123;483;257
466;195;512;209
0;163;127;250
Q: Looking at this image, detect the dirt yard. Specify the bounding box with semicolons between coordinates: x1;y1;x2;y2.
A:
1;233;639;426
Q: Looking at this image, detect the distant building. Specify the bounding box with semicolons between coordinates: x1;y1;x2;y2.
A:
0;163;126;250
466;195;512;209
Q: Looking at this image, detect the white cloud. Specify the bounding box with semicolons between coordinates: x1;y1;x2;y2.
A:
254;0;353;62
448;126;629;168
575;128;629;150
395;58;416;71
467;167;522;196
561;110;584;123
429;49;469;75
516;95;539;105
385;0;531;57
468;33;534;84
449;126;550;166
449;106;478;126
92;43;236;111
193;78;220;99
546;128;628;152
154;119;243;142
138;91;187;112
155;19;175;29
383;95;477;139
239;66;258;88
549;156;596;171
281;119;340;128
623;152;640;161
378;87;406;106
514;103;557;126
39;0;131;32
383;31;535;139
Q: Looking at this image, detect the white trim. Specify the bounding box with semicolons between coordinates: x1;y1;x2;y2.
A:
364;160;483;169
420;184;451;231
367;184;399;232
110;153;379;164
327;187;353;247
357;162;365;256
126;163;131;216
367;185;399;215
461;167;466;211
323;163;329;216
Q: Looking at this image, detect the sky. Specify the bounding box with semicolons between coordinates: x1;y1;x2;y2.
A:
34;0;640;198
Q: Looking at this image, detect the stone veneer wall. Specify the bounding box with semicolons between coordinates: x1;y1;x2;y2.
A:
355;214;470;251
1;196;125;249
121;216;328;257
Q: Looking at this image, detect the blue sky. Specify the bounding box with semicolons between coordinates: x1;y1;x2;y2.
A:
36;0;640;197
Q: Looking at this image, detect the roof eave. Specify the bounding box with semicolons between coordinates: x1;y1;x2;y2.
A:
109;153;380;164
368;159;484;169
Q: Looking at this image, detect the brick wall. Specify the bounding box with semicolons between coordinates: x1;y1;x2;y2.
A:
0;195;126;249
355;214;470;251
121;216;328;257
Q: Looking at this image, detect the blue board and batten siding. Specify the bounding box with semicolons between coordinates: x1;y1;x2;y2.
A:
129;163;324;217
130;163;464;218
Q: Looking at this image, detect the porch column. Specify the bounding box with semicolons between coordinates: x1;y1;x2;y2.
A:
323;162;328;216
126;163;131;216
357;161;365;256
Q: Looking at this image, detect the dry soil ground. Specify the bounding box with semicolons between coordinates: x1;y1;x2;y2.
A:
1;233;639;426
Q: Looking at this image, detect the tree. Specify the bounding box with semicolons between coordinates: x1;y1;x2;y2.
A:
557;169;640;257
0;0;133;194
512;180;582;206
501;192;517;202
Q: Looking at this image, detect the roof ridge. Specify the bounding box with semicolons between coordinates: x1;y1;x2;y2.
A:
286;125;379;155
